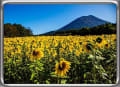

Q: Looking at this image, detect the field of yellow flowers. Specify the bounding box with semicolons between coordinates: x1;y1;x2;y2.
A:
4;34;117;84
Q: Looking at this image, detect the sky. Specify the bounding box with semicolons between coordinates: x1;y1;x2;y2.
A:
4;4;116;35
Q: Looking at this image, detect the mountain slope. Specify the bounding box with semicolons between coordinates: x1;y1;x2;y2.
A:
59;15;109;31
41;15;110;35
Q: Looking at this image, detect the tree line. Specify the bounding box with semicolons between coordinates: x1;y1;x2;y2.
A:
4;23;33;37
51;23;116;36
4;23;116;37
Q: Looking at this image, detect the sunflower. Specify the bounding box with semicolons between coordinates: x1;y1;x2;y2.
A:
96;37;102;43
83;42;93;53
62;43;66;48
104;43;110;48
45;43;50;48
55;59;70;77
75;49;81;56
53;50;57;57
59;48;64;54
30;48;44;61
69;46;74;52
96;39;109;49
50;48;57;57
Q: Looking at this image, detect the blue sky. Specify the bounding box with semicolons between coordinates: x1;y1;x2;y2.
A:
4;4;116;35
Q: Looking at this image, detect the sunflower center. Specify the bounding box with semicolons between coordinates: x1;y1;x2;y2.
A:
105;44;109;47
79;42;82;45
96;37;102;43
33;50;39;56
86;43;93;50
58;62;66;70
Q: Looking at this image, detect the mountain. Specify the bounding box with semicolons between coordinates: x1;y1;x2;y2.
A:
58;15;109;31
41;15;109;35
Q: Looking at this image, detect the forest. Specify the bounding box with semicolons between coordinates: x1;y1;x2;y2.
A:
4;23;116;37
4;23;33;37
50;23;116;36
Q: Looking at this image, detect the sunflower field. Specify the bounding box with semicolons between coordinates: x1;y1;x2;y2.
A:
4;34;117;84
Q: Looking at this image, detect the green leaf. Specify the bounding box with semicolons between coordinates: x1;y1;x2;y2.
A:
29;65;34;68
88;54;94;59
30;73;35;80
50;72;57;78
84;73;86;79
96;56;105;60
46;80;50;84
61;79;67;84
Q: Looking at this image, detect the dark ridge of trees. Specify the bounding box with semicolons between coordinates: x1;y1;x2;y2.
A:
4;23;33;37
4;23;116;37
50;23;116;36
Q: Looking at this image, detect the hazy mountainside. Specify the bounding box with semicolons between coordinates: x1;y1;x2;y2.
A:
42;15;110;35
59;15;109;31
